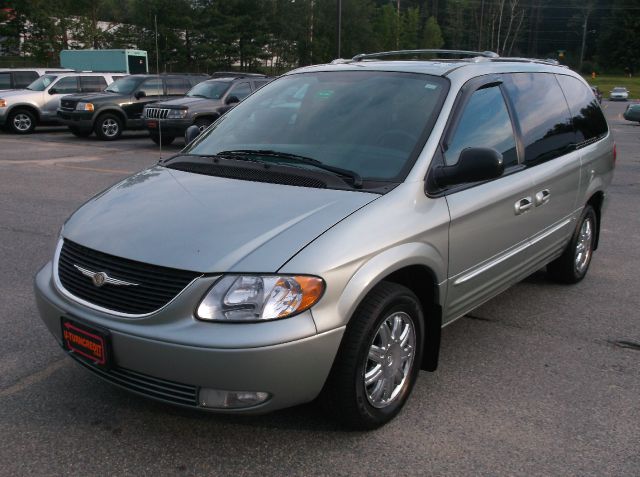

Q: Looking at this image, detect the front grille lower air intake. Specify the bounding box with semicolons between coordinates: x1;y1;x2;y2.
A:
57;239;201;315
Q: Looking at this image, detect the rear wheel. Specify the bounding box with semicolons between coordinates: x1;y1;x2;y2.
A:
547;205;597;284
69;127;92;138
150;133;175;145
94;113;123;140
9;109;36;134
320;281;424;430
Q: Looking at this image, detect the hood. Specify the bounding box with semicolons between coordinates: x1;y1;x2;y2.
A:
63;166;378;273
0;89;39;100
63;92;126;103
152;96;221;109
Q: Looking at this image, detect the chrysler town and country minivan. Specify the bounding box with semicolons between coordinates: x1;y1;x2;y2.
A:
34;50;615;429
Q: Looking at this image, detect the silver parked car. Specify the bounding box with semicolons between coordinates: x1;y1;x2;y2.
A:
609;86;629;101
34;50;615;429
0;72;123;133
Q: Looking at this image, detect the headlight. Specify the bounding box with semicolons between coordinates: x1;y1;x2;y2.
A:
196;275;325;322
0;99;6;107
76;102;94;111
167;109;188;119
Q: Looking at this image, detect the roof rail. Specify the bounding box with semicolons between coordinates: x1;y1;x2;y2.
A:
352;49;499;62
489;57;563;66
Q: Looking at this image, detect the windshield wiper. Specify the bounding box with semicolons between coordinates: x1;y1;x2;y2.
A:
217;149;363;188
188;94;210;99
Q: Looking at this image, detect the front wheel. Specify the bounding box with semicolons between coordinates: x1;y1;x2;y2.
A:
320;282;424;430
547;205;597;284
8;109;36;134
94;113;123;140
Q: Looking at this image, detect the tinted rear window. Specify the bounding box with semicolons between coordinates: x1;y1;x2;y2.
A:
14;71;38;88
556;75;608;145
0;73;10;89
80;76;107;92
504;73;574;165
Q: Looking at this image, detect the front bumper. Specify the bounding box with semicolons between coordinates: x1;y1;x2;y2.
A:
34;261;344;413
57;110;94;130
144;118;191;137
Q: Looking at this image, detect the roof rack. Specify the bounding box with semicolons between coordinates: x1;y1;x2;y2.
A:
489;57;564;67
351;49;499;62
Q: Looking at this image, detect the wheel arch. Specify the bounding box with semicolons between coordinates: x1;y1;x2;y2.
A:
94;107;126;126
586;191;605;250
335;243;445;372
7;103;40;121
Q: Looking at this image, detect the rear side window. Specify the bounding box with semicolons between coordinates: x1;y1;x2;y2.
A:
166;78;191;95
556;75;608;146
80;76;107;92
0;73;10;89
444;86;518;167
503;73;573;165
138;78;164;96
14;71;38;88
254;80;269;89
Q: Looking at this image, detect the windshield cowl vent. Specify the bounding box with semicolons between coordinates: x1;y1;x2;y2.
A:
166;162;327;189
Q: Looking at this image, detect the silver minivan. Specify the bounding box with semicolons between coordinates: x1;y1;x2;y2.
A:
34;51;615;429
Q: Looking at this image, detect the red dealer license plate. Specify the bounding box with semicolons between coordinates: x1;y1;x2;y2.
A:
61;318;111;368
147;120;158;128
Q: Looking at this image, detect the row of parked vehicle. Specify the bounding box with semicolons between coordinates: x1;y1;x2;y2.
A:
0;67;272;144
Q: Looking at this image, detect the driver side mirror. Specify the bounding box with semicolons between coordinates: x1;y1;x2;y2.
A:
134;90;147;100
433;147;504;187
184;125;201;146
48;88;57;95
225;95;240;105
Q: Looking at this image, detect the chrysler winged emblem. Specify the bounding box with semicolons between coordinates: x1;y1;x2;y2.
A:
73;264;139;287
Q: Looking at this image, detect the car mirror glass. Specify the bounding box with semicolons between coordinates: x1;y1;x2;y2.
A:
184;125;201;146
135;90;146;100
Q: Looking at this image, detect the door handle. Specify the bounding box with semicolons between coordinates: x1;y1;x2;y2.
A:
514;197;533;215
535;189;551;206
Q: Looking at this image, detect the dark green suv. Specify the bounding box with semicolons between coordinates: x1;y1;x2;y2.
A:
57;74;207;140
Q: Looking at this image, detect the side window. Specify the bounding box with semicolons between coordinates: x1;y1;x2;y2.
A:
228;82;252;101
80;76;107;93
444;86;518;167
253;80;269;90
166;78;190;95
52;76;79;94
0;73;10;89
503;73;574;165
556;75;608;145
14;71;38;88
137;78;164;96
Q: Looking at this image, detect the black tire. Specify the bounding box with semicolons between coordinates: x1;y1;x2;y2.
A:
69;127;92;138
320;281;424;430
8;108;36;134
150;133;175;146
547;205;597;284
94;113;123;141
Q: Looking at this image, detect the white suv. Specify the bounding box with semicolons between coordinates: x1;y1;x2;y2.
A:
0;72;124;134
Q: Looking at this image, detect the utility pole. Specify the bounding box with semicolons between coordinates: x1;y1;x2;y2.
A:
579;13;588;71
336;0;341;58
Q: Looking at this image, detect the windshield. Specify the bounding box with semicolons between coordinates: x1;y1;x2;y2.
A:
106;76;141;94
27;75;57;91
187;81;230;99
185;71;448;182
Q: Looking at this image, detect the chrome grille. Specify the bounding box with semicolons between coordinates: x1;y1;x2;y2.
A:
68;352;199;407
145;107;171;119
57;239;201;316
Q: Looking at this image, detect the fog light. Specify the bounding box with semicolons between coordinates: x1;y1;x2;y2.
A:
198;388;270;409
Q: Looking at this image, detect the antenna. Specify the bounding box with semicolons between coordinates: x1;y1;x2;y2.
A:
155;14;162;160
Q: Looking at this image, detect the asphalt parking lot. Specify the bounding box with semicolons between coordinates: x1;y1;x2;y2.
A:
1;102;638;476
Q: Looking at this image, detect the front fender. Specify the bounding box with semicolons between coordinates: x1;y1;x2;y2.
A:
308;242;446;334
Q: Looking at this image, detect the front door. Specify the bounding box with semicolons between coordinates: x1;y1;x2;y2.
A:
126;77;165;120
43;76;80;121
440;81;538;323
